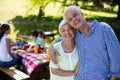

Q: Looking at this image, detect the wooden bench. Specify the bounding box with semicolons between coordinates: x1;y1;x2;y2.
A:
0;66;30;80
45;31;56;40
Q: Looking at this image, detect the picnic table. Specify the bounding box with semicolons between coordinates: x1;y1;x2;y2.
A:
45;31;56;40
13;50;50;80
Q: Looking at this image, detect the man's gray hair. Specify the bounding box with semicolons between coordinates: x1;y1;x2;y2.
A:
63;5;81;21
58;19;67;34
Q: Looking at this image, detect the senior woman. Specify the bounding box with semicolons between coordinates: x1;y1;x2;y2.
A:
49;19;79;80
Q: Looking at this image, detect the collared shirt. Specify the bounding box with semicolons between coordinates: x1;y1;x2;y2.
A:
75;20;120;80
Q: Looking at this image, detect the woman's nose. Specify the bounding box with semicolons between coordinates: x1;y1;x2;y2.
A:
65;30;69;34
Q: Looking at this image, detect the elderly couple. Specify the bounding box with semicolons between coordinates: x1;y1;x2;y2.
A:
48;5;120;80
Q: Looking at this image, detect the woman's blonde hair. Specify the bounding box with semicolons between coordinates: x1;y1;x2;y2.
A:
58;19;67;34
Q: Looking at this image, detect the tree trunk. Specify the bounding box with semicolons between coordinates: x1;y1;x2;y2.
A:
117;1;120;20
37;6;44;20
93;0;104;8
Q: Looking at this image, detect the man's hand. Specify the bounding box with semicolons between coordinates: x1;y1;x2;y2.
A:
48;46;60;64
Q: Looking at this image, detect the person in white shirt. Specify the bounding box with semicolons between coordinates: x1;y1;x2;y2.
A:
0;24;22;69
49;20;80;80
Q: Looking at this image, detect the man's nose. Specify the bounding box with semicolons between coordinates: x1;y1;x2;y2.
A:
72;17;76;22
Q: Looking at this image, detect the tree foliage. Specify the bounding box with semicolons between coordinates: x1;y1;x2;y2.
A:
29;0;120;20
29;0;55;20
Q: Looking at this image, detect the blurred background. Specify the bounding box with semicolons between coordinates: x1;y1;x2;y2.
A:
0;0;120;45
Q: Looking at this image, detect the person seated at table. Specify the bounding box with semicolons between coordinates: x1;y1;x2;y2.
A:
37;29;46;45
0;24;22;70
20;30;45;52
49;20;79;80
16;37;28;49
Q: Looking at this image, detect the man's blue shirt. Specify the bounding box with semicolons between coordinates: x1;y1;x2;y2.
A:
75;20;120;80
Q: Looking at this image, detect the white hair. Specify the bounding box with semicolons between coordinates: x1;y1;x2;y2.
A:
58;19;67;34
63;5;81;21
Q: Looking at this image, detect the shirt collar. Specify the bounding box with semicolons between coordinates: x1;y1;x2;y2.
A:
75;19;99;36
89;19;99;35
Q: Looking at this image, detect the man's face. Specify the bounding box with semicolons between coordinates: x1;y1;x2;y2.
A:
65;9;85;29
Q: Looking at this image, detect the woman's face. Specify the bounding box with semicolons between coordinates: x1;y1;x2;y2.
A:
60;23;74;40
5;28;11;34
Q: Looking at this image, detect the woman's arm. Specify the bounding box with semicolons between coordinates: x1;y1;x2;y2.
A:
19;36;30;39
51;68;74;76
6;38;18;59
51;61;80;76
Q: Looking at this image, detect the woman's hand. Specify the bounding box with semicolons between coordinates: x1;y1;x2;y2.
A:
73;61;80;75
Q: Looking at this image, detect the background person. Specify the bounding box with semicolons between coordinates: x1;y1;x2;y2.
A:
20;30;45;48
0;24;22;69
37;29;46;45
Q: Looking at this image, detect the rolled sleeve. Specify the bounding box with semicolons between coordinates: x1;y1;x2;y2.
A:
104;25;120;76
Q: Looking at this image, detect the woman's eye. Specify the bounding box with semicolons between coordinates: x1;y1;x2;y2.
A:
61;30;65;32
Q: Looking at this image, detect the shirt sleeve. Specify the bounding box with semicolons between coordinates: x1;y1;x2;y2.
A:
37;41;45;48
103;24;120;77
35;38;45;48
55;37;63;42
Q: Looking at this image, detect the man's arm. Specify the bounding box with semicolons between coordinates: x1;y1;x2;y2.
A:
48;37;63;64
103;24;120;77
